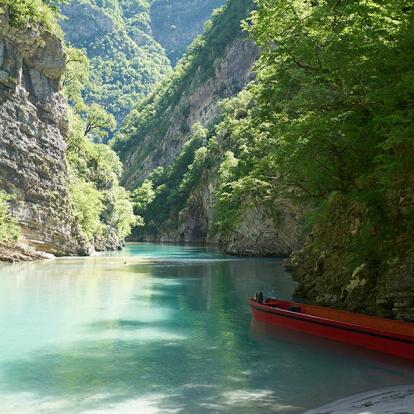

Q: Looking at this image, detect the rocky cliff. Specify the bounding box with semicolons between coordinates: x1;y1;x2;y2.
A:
117;0;303;256
0;12;87;256
289;196;414;321
174;162;303;257
120;1;258;188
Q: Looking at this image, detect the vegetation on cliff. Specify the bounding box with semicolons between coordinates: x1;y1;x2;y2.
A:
112;0;254;156
60;0;228;127
1;0;64;33
60;0;171;124
63;45;136;246
130;123;208;236
0;191;19;245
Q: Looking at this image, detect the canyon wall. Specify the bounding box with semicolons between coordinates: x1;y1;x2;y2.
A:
0;12;87;256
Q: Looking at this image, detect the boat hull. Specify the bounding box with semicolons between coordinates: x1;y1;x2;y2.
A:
250;300;414;361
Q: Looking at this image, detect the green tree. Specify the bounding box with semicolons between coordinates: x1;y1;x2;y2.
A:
131;180;156;216
62;47;89;105
82;103;116;142
0;191;20;245
70;178;104;240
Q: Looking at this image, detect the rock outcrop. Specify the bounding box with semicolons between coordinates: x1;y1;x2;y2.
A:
122;38;259;188
60;1;114;45
304;385;414;414
175;171;302;257
288;195;414;321
0;12;87;256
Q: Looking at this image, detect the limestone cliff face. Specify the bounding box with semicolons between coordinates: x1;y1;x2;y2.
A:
289;197;414;321
141;159;303;257
0;13;87;256
218;200;303;257
122;37;259;188
60;1;114;45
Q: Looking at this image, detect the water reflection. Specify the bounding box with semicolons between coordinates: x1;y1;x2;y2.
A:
0;243;413;413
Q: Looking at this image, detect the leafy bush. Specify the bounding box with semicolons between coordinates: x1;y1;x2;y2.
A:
63;43;136;244
0;191;20;245
70;177;104;240
1;0;65;34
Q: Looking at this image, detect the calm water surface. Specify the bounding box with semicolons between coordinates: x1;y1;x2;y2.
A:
0;243;414;413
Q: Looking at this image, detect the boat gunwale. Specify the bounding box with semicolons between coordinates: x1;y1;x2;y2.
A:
249;299;414;345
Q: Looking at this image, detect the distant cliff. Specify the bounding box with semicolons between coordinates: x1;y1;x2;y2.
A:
150;0;225;65
0;12;87;257
60;0;227;127
60;0;171;124
118;0;258;188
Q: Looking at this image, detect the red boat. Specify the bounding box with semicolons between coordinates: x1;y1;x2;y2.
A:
250;296;414;360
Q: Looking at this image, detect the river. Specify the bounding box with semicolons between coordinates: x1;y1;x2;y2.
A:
0;243;413;413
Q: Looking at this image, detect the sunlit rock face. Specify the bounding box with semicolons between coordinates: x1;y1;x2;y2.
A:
122;38;259;188
60;1;115;45
0;12;87;256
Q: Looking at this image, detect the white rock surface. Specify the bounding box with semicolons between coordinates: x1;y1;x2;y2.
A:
304;385;414;414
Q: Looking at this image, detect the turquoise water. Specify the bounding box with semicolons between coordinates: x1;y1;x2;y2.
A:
0;243;414;413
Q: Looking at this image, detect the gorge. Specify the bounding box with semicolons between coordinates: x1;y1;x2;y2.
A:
1;1;414;413
0;0;414;325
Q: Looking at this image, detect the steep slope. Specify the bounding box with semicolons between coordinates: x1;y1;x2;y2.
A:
114;0;303;256
116;0;258;188
60;0;171;123
0;11;87;256
126;90;303;256
150;0;225;65
60;0;228;127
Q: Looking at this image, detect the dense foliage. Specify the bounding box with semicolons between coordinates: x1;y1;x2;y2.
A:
0;191;20;245
0;0;65;33
61;0;171;125
112;0;254;156
240;0;414;270
63;45;136;244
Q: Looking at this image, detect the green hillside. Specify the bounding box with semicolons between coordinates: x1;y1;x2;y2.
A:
61;0;171;124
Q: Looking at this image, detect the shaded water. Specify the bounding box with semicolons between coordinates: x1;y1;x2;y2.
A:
0;243;413;413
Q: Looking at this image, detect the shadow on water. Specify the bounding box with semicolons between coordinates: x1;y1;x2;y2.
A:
0;244;414;413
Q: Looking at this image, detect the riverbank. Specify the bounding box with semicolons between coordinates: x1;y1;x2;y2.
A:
0;243;54;262
304;385;414;414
